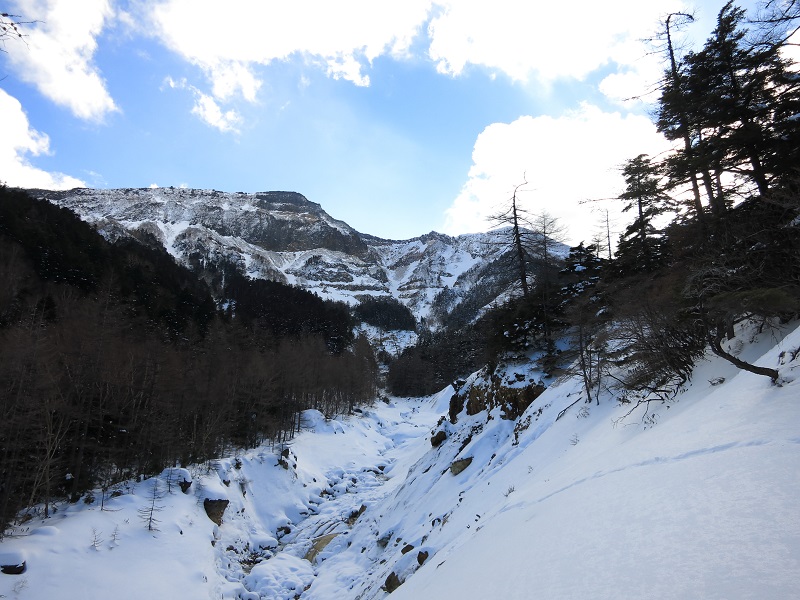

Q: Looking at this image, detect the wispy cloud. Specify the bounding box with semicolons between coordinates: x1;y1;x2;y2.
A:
164;76;241;133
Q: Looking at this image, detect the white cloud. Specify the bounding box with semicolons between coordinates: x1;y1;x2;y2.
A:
137;0;699;122
442;104;672;246
7;0;118;121
0;88;85;189
142;0;433;97
209;61;261;102
325;53;371;87
427;0;685;84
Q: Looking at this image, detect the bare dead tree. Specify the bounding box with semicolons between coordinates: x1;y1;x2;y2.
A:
0;12;32;51
488;177;533;297
751;0;800;48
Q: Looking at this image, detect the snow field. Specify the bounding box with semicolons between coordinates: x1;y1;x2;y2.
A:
1;321;798;599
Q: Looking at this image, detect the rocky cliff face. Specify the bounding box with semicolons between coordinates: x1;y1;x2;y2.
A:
33;187;520;329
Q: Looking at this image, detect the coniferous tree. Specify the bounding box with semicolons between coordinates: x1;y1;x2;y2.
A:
528;211;568;348
615;155;670;274
656;11;709;230
659;2;800;218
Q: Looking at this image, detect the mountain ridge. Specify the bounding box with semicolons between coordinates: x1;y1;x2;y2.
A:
31;186;536;329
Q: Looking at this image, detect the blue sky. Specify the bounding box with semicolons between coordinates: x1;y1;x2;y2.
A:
1;0;771;243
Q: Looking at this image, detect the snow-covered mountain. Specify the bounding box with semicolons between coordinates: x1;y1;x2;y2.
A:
33;187;524;328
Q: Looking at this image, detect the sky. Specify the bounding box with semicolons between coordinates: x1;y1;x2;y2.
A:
0;0;773;244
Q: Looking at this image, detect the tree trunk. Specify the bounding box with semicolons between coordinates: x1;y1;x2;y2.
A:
707;325;779;382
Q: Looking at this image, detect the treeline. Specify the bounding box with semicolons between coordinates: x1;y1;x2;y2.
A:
353;295;416;332
0;187;377;533
389;1;800;397
386;324;490;396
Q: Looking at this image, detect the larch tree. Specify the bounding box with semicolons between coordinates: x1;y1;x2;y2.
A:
488;179;534;297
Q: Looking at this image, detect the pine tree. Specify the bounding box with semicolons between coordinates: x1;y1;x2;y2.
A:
659;2;800;217
656;11;708;229
615;155;670;273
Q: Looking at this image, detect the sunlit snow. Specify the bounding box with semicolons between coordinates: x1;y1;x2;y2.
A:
1;322;798;599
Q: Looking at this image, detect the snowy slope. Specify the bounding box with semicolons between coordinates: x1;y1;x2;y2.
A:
383;324;800;600
1;321;798;599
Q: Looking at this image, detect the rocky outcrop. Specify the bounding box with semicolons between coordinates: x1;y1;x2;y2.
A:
450;373;546;422
384;571;402;593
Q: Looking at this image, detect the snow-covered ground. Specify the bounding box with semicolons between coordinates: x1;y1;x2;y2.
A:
1;321;799;599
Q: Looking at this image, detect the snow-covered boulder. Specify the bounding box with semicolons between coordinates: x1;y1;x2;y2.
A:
0;550;26;575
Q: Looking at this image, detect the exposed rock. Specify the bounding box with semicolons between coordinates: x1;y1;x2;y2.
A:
449;393;463;424
430;429;447;447
384;571;402;593
0;562;25;575
449;457;473;475
276;525;292;538
347;504;367;526
450;374;546;421
401;544;414;554
278;448;295;470
0;550;26;575
305;533;339;563
203;499;230;525
417;550;429;565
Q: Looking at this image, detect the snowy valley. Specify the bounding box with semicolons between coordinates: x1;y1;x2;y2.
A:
4;1;800;596
1;320;798;599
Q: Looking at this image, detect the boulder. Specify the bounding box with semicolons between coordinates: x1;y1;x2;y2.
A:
430;429;447;447
203;498;230;525
0;550;26;575
384;571;402;593
449;457;473;475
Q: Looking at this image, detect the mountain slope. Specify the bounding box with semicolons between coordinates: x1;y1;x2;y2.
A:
31;187;533;329
2;320;797;599
304;320;800;599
